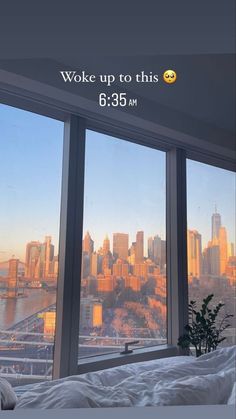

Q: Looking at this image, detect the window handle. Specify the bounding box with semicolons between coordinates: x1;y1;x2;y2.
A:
120;340;140;354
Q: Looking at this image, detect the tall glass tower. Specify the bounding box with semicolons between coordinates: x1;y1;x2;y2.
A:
211;208;221;240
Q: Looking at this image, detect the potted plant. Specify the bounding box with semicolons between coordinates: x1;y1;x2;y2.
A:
178;294;233;357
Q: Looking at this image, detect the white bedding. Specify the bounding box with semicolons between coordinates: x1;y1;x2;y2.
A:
0;377;17;410
16;346;236;409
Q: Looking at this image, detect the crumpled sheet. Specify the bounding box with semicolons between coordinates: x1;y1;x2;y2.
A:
16;346;236;409
0;377;17;410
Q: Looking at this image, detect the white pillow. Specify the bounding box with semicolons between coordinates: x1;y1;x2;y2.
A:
0;377;18;410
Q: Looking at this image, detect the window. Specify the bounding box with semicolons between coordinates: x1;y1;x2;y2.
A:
187;159;236;346
79;130;167;358
0;104;63;383
1;97;234;380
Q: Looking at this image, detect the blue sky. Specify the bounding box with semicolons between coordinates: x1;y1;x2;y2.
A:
187;160;235;248
0;104;64;262
0;103;235;262
84;130;166;252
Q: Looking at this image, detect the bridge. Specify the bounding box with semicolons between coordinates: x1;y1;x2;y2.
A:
0;299;166;384
0;327;166;383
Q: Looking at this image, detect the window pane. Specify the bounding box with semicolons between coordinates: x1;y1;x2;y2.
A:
79;130;166;358
187;160;236;350
0;104;63;384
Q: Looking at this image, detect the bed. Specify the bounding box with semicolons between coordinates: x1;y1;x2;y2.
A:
1;345;236;409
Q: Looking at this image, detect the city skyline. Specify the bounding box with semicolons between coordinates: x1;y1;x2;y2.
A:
1;208;234;275
1;210;235;376
0;104;235;262
0;208;234;264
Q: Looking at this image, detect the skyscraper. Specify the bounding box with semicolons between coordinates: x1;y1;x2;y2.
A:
128;242;136;265
135;231;144;263
161;240;166;270
212;210;221;240
90;252;98;276
206;222;228;276
228;243;235;258
148;237;154;260
7;258;19;298
25;237;56;280
113;233;129;260
187;230;202;278
25;241;41;278
102;235;110;255
83;231;94;256
207;244;220;276
153;235;161;265
218;226;228;275
43;236;54;278
102;253;113;275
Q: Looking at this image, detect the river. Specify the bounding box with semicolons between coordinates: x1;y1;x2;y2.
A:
0;288;56;330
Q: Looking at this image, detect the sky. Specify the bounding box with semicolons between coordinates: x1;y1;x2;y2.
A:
83;130;166;253
187;160;235;248
0;103;235;262
0;104;64;262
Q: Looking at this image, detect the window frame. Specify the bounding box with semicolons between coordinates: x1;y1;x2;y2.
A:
0;86;235;380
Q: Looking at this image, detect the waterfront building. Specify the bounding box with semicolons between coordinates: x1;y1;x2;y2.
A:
42;311;56;340
25;241;41;279
7;258;19;298
80;297;103;328
25;237;56;280
43;236;54;278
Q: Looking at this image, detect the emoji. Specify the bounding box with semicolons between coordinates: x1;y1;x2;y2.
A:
163;70;177;84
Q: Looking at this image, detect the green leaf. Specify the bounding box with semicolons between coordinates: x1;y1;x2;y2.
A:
178;293;234;357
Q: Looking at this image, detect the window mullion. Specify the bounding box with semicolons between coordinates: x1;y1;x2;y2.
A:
53;115;86;379
167;148;188;348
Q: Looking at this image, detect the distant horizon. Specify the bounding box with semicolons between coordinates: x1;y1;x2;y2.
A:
0;209;235;265
0;104;235;262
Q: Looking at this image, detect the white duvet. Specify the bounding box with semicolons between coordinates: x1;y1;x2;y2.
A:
16;346;236;409
0;378;17;410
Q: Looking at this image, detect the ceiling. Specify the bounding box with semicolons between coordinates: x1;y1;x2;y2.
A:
0;1;235;151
